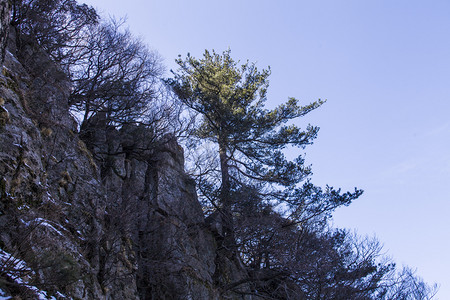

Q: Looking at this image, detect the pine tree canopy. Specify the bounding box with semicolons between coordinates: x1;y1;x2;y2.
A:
167;49;362;237
168;49;325;191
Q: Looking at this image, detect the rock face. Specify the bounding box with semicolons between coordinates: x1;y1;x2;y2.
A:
0;27;252;299
0;27;108;299
0;0;9;65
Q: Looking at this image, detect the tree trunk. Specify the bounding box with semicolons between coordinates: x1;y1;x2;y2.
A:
219;140;230;210
218;138;235;250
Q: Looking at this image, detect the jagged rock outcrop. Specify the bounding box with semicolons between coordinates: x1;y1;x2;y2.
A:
0;26;253;299
0;27;109;299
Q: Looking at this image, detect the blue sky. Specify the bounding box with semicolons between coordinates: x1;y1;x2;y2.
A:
82;0;450;297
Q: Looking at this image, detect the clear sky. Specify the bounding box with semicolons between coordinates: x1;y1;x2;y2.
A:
82;0;450;297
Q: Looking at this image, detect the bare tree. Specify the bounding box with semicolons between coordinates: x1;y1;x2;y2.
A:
375;266;439;300
67;19;164;132
10;0;98;58
230;186;438;299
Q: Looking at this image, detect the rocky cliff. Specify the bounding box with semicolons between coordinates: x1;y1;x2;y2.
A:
0;25;251;299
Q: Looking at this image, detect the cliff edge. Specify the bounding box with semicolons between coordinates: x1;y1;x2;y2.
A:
0;22;250;300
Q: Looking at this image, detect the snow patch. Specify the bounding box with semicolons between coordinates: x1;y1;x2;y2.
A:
0;248;69;299
0;287;11;300
21;218;66;237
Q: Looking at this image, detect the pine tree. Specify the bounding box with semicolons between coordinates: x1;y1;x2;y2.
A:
167;49;326;242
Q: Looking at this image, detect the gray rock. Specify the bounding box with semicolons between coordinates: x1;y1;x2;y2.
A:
0;0;9;65
0;26;255;300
